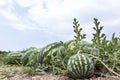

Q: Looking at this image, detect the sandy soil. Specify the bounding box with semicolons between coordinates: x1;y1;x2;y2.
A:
3;74;120;80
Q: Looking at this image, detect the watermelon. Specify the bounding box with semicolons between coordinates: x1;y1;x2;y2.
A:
37;42;63;65
67;52;94;79
21;48;40;66
5;52;23;65
64;40;91;50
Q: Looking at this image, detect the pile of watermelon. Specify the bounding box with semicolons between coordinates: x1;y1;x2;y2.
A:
4;40;95;79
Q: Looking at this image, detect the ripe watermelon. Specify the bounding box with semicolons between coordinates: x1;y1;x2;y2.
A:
64;40;91;50
21;48;40;66
67;52;94;79
37;42;63;65
5;52;23;65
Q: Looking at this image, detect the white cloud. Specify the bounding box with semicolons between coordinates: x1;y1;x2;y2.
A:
11;23;35;31
1;0;120;51
0;9;18;21
102;18;120;27
0;0;6;6
0;0;12;6
0;0;19;21
15;0;39;7
0;0;120;37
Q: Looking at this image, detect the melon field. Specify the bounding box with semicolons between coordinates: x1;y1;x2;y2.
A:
0;18;120;80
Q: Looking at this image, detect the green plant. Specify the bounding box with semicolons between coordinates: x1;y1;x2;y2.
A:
73;18;86;43
49;18;88;75
49;18;93;76
103;33;120;75
91;18;120;77
92;18;107;58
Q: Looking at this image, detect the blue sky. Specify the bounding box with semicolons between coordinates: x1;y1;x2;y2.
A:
0;0;120;51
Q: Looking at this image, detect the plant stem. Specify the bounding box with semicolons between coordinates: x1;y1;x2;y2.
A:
100;60;120;77
89;54;120;77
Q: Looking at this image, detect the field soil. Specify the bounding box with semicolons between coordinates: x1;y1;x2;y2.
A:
0;66;119;80
4;74;120;80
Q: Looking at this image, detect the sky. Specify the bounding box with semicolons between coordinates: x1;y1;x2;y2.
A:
0;0;120;51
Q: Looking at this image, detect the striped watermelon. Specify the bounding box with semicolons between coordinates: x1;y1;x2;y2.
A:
67;52;94;79
64;40;90;50
64;40;76;50
5;52;23;65
82;46;98;55
64;40;98;55
21;48;40;66
37;42;63;65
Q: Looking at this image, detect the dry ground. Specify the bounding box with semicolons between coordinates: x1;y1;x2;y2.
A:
0;66;119;80
4;75;120;80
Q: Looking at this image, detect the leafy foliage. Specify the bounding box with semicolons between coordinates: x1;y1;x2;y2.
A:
91;18;120;77
73;18;86;43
